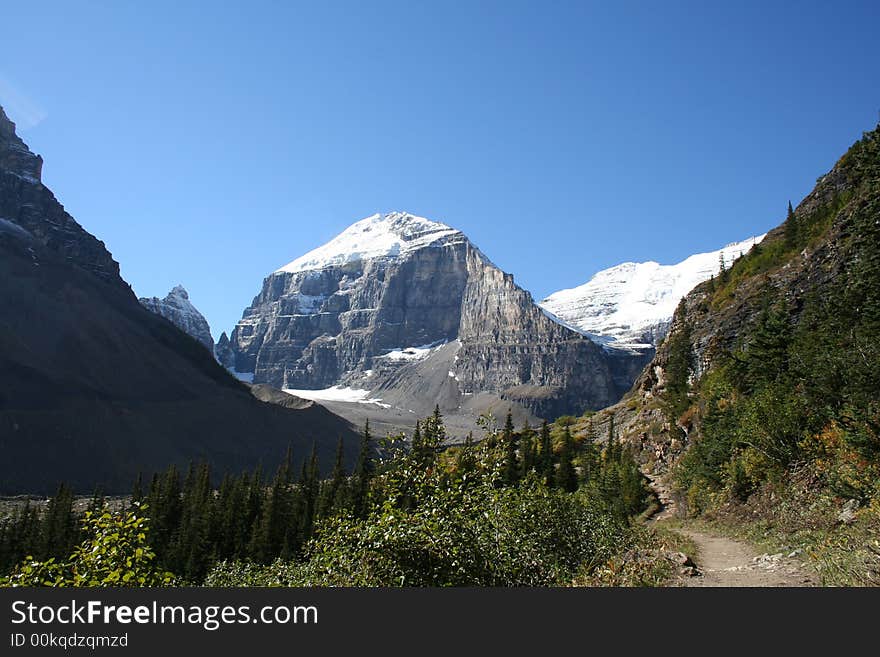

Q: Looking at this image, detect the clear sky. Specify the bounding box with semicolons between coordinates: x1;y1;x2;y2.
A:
1;1;878;338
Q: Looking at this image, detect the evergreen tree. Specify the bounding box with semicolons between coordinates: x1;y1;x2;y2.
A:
784;200;799;248
579;420;600;486
519;421;536;478
664;308;695;425
745;301;791;389
320;437;347;518
351;421;374;519
501;411;519;485
147;464;182;561
172;462;213;580
718;251;729;283
411;421;426;465
39;484;78;561
555;426;578;493
131;473;143;504
539;420;554;488
299;444;320;545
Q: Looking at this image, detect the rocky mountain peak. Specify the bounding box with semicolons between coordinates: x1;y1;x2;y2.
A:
276;211;466;274
139;285;214;352
0;106;43;184
0;104;121;284
229;210;647;422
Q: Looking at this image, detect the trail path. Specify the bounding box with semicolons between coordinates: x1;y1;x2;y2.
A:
678;528;817;587
645;474;818;587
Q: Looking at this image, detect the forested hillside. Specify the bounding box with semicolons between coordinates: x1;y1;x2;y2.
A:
1;410;666;586
599;124;880;584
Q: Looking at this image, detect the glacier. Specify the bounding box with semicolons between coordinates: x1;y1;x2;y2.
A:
540;234;766;350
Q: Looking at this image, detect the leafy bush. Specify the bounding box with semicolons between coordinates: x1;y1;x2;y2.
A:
1;504;174;587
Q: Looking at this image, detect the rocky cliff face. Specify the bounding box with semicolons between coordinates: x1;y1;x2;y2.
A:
140;285;214;353
0;106;123;285
230;212;644;418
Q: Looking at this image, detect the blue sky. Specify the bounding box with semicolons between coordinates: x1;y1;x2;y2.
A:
2;1;878;337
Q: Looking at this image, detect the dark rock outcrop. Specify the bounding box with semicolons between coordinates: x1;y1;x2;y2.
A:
0;106;121;284
214;331;235;369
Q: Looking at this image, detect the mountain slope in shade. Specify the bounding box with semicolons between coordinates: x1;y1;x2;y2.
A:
230;211;647;424
540;234;765;349
0;105;358;493
140;285;214;353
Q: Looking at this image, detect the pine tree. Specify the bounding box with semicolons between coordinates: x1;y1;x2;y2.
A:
784;200;799;248
39;484;77;560
173;462;213;580
299;444;320;545
519;421;536;478
539;420;554;488
664;308;694;425
745;300;791;389
352;421;374;519
131;473;143;504
320;437;347;518
555;426;578;493
411;421;424;464
579;420;600;485
501;411;519;485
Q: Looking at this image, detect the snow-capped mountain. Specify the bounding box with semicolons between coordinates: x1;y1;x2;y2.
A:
276;212;468;273
228;211;640;420
139;285;214;352
540;235;766;350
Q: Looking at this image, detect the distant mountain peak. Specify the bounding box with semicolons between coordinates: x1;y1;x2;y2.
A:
540;234;766;349
275;211;465;274
168;284;190;300
0;105;43;185
139;285;214;352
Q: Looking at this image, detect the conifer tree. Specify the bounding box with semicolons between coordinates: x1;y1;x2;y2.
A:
39;484;77;561
745;301;791;389
131;473;143;504
352;421;374;519
501;411;519;485
784;200;799;248
555;426;578;493
320;437;347;518
664;308;694;425
519;421;536;478
539;420;554;488
579;420;600;485
299;444;320;545
718;251;728;282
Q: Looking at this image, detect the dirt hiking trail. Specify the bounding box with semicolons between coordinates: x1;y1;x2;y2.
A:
678;528;817;587
646;474;818;586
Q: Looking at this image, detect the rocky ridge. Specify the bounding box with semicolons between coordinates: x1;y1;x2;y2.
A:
140;285;214;353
